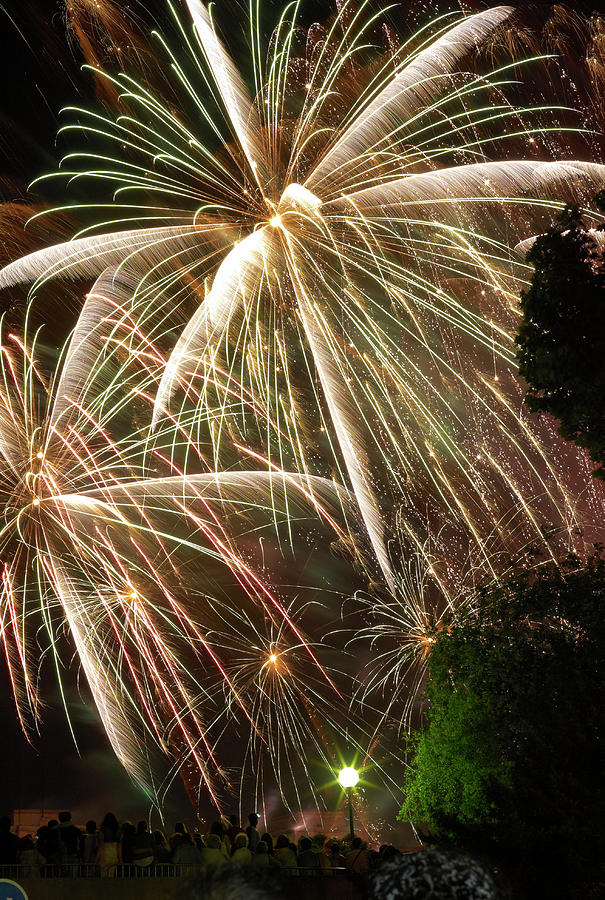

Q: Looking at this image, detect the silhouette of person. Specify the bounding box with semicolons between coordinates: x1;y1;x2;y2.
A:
200;834;226;871
227;814;241;846
274;834;297;869
232;833;252;865
132;820;155;868
97;812;121;877
297;837;321;869
251;841;280;868
345;837;369;872
18;835;45;877
0;816;19;864
246;813;260;853
82;820;100;869
57;811;81;867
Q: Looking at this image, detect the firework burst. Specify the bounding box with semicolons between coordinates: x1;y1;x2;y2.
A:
1;0;605;817
0;278;366;812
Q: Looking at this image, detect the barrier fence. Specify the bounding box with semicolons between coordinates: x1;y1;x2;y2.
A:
0;863;358;879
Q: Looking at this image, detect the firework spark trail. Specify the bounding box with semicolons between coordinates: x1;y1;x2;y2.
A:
1;0;605;812
0;272;367;809
2;4;602;573
53;468;370;809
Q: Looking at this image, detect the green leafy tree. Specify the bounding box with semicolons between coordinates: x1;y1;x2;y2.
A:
516;195;605;478
401;554;605;899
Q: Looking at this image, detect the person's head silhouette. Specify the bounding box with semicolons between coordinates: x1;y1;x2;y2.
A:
234;833;249;850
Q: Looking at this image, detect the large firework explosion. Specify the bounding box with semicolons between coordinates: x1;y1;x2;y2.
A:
0;284;372;815
1;0;605;825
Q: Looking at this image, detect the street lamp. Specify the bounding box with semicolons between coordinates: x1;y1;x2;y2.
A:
338;766;359;840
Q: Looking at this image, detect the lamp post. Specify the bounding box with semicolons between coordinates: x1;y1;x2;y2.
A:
338;766;359;840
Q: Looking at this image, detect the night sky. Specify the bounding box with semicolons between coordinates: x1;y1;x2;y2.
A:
1;0;605;836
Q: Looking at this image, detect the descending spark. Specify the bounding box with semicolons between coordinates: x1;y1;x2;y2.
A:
0;287;367;811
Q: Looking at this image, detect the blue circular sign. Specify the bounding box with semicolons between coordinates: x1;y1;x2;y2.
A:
0;881;28;900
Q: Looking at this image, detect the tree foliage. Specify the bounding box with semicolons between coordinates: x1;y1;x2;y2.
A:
516;195;605;478
400;554;605;898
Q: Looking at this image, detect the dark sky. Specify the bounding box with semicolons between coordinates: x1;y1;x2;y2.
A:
0;2;83;185
1;0;605;833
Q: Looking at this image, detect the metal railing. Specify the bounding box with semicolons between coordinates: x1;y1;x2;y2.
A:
0;862;355;879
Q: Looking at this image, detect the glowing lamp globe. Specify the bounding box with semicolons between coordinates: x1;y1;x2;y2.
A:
338;767;359;789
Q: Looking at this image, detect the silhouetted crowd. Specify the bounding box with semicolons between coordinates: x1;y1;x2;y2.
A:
0;811;402;878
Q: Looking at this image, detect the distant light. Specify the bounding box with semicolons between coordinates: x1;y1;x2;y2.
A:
269;653;277;663
32;498;40;507
270;215;282;228
36;451;43;460
338;766;359;789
